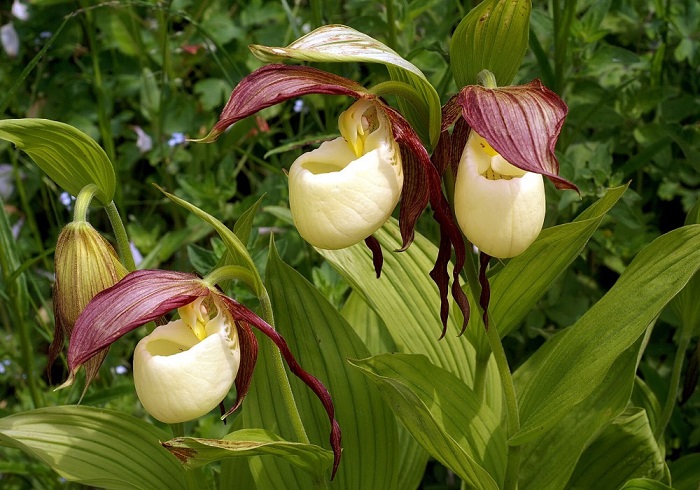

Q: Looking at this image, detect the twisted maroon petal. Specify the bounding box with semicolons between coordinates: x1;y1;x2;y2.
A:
209;64;367;140
382;103;469;335
478;252;492;330
67;270;209;373
458;80;577;191
364;235;384;278
223;320;259;417
217;295;342;479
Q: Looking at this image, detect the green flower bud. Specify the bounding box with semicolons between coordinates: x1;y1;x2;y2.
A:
49;221;127;384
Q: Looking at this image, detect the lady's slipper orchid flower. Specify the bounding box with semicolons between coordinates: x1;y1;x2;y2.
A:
444;78;578;259
441;77;578;325
289;98;403;249
133;297;241;424
198;63;469;336
454;130;545;258
65;269;341;477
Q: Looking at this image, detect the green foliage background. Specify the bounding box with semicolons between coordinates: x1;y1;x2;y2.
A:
0;0;698;488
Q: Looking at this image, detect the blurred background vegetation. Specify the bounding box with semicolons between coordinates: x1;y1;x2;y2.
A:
0;0;698;487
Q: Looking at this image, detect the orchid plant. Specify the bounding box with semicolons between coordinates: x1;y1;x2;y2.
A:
0;1;699;490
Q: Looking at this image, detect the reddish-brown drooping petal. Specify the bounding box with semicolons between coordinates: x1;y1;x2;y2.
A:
217;295;342;479
382;103;470;335
205;64;368;141
67;270;210;375
458;80;578;191
364;235;383;278
224;320;258;417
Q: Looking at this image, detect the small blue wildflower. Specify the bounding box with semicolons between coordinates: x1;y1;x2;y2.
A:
168;132;186;147
115;365;128;375
293;99;305;113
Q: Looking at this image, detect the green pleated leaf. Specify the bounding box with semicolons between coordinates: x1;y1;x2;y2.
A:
491;184;627;339
162;429;332;478
249;24;441;148
618;479;674;490
668;453;700;490
224;241;399;489
0;119;115;205
668;201;700;341
319;219;503;418
567;408;670;488
450;0;531;87
513;225;700;445
155;186;263;295
350;353;505;489
515;332;640;490
340;292;428;490
0;406;185;490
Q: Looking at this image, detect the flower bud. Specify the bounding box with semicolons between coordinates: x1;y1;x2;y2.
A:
133;298;241;423
454;130;545;258
50;221;128;380
288;99;403;249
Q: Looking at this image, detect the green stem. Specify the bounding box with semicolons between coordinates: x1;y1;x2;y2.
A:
485;320;521;490
258;291;311;446
654;335;690;440
369;81;427;116
73;184;99;223
384;0;397;50
472;354;489;401
105;201;136;272
80;1;116;165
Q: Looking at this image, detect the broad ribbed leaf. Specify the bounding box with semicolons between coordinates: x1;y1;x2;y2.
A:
513;225;700;445
0;406;185;490
350;354;505;489
319;219;503;418
67;270;208;375
250;25;441;148
201;64;366;142
618;480;674;490
0;119;115;204
567;408;670;488
668;453;700;490
450;0;531;87
339;293;428;490
163;429;332;478
491;184;627;339
223;241;399;489
515;332;640;489
458;81;576;190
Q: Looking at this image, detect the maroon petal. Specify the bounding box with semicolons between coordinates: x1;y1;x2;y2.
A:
364;235;383;278
383;103;470;335
224;321;259;417
217;295;342;479
478;252;492;329
206;64;368;141
458;80;578;191
67;270;210;375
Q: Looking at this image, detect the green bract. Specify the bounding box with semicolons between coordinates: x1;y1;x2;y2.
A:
450;0;531;88
0;119;115;205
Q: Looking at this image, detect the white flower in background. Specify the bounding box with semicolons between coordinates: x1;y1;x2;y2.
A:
133;297;241;424
454;131;545;258
1;23;19;58
12;0;29;21
0;164;14;199
133;126;153;153
288;98;403;249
